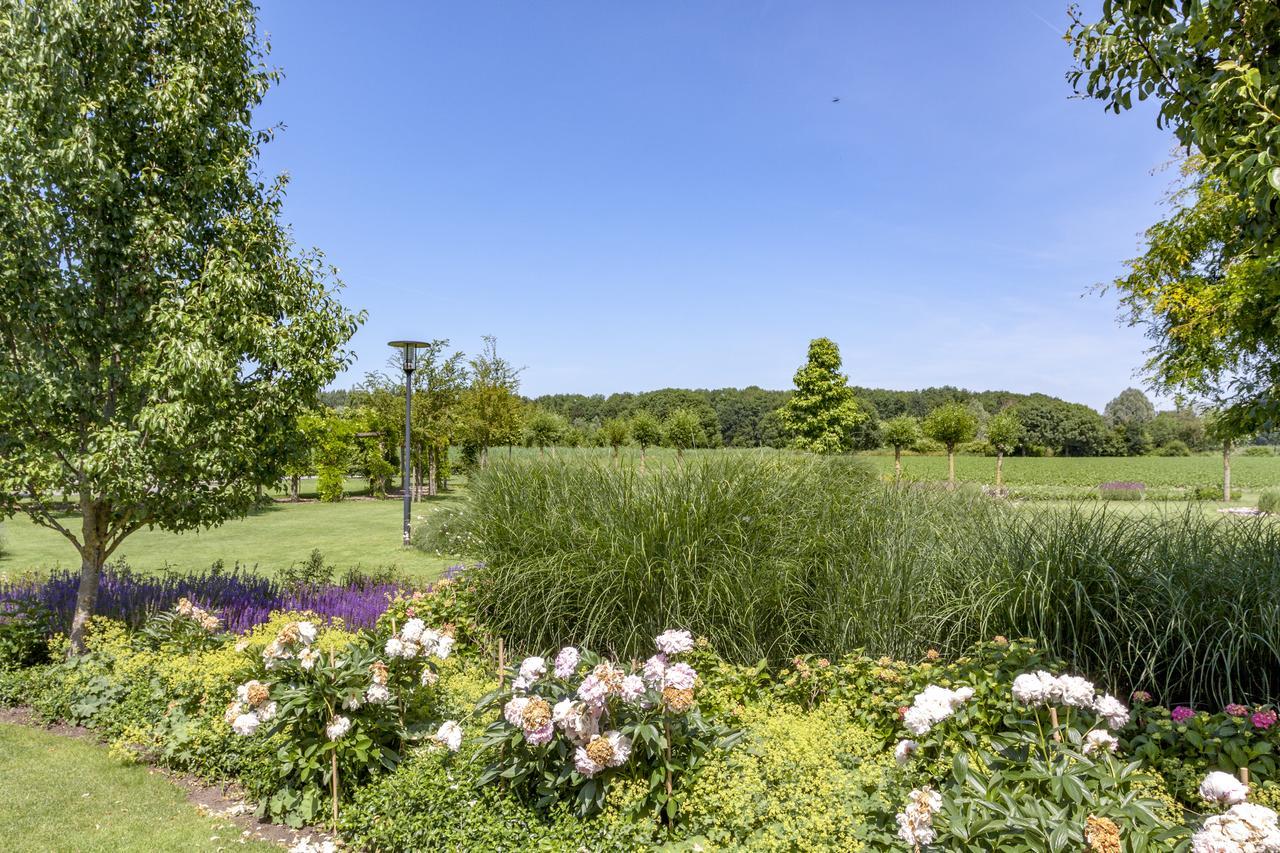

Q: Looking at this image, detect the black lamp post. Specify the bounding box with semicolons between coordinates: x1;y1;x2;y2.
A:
389;340;428;545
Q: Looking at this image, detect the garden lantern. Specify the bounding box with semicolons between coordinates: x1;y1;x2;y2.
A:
388;340;428;545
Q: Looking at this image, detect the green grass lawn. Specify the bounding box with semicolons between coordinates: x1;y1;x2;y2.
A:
0;723;279;853
0;493;463;582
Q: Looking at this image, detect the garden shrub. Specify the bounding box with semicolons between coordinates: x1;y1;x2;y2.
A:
0;598;52;669
1243;446;1275;457
317;464;346;502
1191;484;1241;501
1098;480;1145;500
1155;440;1192;456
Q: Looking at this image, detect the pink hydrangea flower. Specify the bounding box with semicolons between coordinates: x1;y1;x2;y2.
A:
1171;706;1195;723
1226;703;1250;718
1252;709;1278;731
554;646;580;679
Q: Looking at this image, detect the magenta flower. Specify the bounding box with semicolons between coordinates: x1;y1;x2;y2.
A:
1226;703;1249;718
1252;709;1278;731
1171;706;1195;723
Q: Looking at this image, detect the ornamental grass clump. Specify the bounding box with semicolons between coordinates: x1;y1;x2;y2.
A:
475;628;741;819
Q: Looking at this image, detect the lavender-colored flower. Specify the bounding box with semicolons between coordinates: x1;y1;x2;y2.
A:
620;674;647;705
577;674;609;709
553;646;580;679
663;662;696;691
1171;705;1195;723
642;654;667;686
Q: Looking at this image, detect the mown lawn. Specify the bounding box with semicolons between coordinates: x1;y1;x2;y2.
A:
0;490;462;581
0;723;279;853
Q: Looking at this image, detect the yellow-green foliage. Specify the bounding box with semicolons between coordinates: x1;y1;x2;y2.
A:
679;701;890;851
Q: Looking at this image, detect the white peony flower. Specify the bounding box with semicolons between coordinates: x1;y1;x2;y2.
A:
435;635;454;660
433;720;463;752
654;629;694;655
231;712;260;737
326;715;352;741
604;730;631;766
1093;693;1130;730
662;662;697;691
1200;771;1250;805
554;646;580;679
1083;729;1118;755
894;739;919;765
299;648;321;670
620;674;647;705
902;684;973;736
401;618;425;643
296;621;318;644
518;656;546;682
896;786;941;848
420;668;439;687
1012;671;1056;706
342;693;362;711
642;654;667;686
384;637;405;658
504;696;531;728
1056;675;1098;708
365;683;392;705
1192;802;1280;852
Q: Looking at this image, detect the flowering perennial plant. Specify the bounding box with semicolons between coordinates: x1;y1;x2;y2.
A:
227;615;460;828
475;630;740;818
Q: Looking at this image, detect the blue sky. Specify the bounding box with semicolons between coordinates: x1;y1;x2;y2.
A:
254;1;1177;411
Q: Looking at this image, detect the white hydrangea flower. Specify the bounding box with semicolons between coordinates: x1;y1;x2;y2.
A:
433;720;463;752
1200;771;1250;805
1083;729;1118;755
894;739;919;765
326;715;352;741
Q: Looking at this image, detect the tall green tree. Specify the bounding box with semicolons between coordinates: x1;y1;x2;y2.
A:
0;0;362;651
1070;4;1280;436
779;338;868;454
922;403;978;488
881;415;921;481
1104;388;1156;456
460;336;523;467
986;411;1024;492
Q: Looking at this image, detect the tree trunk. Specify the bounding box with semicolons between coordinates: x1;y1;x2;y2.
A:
893;445;902;481
69;498;108;655
947;448;956;488
290;474;300;502
1224;439;1232;501
538;444;545;457
996;451;1004;490
427;446;438;497
480;445;489;468
640;445;647;473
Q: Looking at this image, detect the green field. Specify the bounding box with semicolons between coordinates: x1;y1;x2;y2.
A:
0;492;462;581
861;452;1280;489
0;723;278;853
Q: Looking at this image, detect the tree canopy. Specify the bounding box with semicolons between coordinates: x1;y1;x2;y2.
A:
779;338;868;454
0;0;362;649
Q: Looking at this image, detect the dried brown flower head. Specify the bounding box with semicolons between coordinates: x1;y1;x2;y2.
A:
1085;816;1120;853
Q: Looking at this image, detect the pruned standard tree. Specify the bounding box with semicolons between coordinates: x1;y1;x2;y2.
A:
923;402;979;488
0;0;362;651
985;411;1024;492
881;415;921;481
630;411;663;471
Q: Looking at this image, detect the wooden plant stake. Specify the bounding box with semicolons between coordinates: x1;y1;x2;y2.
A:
1241;766;1251;786
329;647;339;829
497;638;506;687
1049;706;1062;742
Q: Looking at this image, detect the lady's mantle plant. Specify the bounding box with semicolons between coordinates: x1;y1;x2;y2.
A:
475;629;741;819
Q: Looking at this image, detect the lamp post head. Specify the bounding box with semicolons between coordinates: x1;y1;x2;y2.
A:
388;340;430;373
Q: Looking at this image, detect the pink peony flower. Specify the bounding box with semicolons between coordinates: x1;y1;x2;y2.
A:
524;721;555;746
553;646;580;679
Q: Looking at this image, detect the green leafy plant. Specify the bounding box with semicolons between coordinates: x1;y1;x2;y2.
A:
473;631;740;822
0;598;52;670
